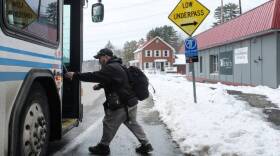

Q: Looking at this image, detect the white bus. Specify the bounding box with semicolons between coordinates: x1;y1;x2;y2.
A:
0;0;104;155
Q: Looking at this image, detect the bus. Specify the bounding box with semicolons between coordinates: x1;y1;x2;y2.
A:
0;0;104;155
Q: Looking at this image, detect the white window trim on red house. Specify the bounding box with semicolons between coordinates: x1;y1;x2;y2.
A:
163;50;169;57
144;62;153;69
154;50;161;57
133;36;175;55
145;50;152;57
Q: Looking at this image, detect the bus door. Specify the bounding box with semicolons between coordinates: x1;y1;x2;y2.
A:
62;0;84;133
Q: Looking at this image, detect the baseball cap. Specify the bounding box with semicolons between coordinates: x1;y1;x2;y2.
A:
94;48;113;59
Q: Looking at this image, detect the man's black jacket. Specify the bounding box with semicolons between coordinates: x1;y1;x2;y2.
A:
74;57;137;109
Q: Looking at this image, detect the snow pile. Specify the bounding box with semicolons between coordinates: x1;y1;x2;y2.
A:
148;73;280;156
206;84;280;108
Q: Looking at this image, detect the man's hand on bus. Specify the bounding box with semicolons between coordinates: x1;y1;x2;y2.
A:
65;72;75;80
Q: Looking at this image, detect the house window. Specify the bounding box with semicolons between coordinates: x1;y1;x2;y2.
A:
145;50;152;57
163;50;169;57
145;62;149;68
210;55;219;73
200;56;203;73
154;50;161;57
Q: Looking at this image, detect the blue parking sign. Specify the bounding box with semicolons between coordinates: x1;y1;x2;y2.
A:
185;38;198;63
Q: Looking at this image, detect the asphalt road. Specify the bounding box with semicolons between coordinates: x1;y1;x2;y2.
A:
48;91;184;156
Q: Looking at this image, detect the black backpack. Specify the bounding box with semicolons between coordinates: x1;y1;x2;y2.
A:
122;66;149;101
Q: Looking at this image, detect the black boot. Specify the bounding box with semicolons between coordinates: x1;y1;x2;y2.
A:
135;143;153;154
88;143;110;155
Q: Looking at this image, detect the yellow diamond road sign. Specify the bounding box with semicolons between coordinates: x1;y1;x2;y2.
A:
168;0;210;36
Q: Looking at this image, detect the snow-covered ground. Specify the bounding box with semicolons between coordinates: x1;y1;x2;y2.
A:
148;73;280;156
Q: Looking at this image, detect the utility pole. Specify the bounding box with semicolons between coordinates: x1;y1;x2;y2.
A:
221;0;224;23
239;0;242;14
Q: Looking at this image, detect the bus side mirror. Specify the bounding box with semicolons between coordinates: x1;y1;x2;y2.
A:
92;3;104;23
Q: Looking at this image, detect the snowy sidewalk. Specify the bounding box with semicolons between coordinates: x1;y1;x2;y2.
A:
148;73;280;156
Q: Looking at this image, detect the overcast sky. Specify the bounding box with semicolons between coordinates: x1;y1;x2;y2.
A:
83;0;269;60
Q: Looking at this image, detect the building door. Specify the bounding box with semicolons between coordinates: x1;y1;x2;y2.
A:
161;62;165;71
156;62;161;70
251;39;262;85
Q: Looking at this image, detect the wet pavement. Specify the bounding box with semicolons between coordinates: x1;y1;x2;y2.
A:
226;90;280;126
49;94;184;156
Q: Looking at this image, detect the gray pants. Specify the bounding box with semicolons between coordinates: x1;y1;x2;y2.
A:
100;106;149;146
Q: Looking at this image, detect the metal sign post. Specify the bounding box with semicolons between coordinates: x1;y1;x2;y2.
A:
191;61;197;103
185;38;198;103
168;0;210;104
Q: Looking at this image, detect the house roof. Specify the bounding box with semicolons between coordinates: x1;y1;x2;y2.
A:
133;36;175;53
195;0;280;50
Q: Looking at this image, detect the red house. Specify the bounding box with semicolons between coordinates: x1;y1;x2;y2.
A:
130;36;175;71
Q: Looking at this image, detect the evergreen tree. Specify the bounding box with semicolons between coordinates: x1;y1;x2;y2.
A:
213;3;240;26
104;40;115;50
103;41;123;58
122;40;138;65
137;38;145;47
146;25;183;51
46;2;57;25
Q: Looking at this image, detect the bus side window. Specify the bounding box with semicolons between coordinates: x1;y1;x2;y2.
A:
4;0;59;43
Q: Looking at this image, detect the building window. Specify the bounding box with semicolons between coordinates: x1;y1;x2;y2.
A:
163;50;169;57
200;56;203;73
145;50;152;57
210;55;219;73
154;50;161;57
145;62;149;68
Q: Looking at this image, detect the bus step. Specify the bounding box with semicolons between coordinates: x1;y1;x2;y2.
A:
62;118;79;135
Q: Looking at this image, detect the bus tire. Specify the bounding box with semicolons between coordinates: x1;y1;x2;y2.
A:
18;82;50;156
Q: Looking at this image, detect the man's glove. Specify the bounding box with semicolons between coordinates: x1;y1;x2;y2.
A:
93;84;103;90
65;72;75;80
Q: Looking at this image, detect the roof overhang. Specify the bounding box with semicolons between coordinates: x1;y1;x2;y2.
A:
154;59;167;62
198;29;280;51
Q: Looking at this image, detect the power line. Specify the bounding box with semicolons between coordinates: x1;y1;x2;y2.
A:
84;23;173;43
94;11;169;26
106;0;162;10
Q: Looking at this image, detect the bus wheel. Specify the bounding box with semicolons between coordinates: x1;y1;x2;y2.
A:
19;83;50;156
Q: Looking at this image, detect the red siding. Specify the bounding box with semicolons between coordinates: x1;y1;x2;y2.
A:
142;39;174;64
134;37;175;68
196;0;280;50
